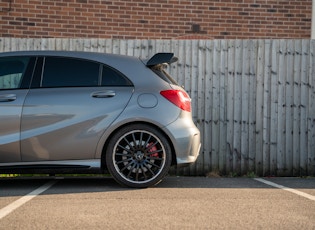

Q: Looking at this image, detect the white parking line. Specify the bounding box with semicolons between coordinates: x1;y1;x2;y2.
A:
254;178;315;201
0;180;57;220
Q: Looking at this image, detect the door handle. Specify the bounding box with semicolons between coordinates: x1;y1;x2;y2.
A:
0;94;17;102
91;91;116;98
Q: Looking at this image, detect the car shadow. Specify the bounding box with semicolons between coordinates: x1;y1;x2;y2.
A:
0;175;314;198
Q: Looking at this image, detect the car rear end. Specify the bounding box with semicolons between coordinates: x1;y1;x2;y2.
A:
97;52;200;187
143;53;201;166
104;53;201;163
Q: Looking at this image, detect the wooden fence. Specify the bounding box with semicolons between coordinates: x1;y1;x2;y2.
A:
0;38;314;176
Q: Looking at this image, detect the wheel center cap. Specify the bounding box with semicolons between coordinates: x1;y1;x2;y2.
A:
135;151;144;161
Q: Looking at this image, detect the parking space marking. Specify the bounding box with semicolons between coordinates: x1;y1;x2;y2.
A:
254;178;315;201
0;180;57;220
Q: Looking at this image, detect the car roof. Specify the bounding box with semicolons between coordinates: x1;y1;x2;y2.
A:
0;50;139;65
0;50;167;89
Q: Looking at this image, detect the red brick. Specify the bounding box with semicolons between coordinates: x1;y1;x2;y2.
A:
0;0;311;39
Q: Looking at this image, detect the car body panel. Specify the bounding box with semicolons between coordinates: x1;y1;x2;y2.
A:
0;89;29;162
0;51;201;183
21;87;133;161
162;111;201;164
94;91;182;159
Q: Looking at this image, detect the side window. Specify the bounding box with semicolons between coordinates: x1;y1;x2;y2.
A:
0;57;30;90
102;65;132;86
42;57;100;87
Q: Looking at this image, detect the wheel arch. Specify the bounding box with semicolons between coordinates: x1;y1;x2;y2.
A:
100;121;177;171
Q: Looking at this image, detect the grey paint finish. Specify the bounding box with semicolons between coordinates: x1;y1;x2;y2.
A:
21;87;133;161
0;90;30;162
0;51;200;187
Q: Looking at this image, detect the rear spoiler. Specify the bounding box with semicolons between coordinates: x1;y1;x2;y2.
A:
143;53;178;67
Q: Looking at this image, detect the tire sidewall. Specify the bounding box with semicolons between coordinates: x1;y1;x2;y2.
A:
105;124;172;188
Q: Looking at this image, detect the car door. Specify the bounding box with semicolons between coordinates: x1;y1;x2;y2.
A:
0;56;34;163
21;56;134;162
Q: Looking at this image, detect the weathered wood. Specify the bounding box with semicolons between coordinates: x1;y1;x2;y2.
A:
293;40;302;176
226;40;235;175
203;40;213;174
270;40;279;175
300;40;309;176
277;39;286;175
0;38;314;176
285;40;294;176
309;40;315;176
196;40;206;174
248;40;257;173
262;40;272;176
190;39;199;175
241;40;250;174
219;40;227;174
211;40;221;173
233;40;243;174
255;39;264;175
182;40;192;176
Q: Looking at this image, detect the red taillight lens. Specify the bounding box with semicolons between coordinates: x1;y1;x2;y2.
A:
160;90;191;112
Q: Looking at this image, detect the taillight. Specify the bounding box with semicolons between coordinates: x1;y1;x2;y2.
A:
160;90;191;112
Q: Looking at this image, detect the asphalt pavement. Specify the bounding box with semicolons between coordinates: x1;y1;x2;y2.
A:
0;176;314;229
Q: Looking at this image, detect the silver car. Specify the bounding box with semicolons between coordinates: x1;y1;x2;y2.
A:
0;51;200;188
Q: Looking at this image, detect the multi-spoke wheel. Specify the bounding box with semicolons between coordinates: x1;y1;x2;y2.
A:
105;124;171;188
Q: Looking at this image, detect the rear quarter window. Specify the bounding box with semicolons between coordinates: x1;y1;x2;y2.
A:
101;65;133;86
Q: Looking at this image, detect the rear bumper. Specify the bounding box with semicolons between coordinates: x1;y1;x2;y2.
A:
163;117;201;166
178;142;201;165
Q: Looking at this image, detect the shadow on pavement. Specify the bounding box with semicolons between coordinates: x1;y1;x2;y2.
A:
0;176;314;197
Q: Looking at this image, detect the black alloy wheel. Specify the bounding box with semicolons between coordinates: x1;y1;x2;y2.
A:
105;124;172;188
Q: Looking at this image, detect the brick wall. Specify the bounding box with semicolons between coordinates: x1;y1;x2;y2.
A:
0;0;312;39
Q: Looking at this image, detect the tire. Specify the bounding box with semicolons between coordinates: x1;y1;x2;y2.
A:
105;124;172;188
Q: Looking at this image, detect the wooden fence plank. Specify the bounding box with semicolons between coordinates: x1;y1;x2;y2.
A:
190;39;199;175
300;40;309;175
308;40;315;176
261;39;269;175
181;40;192;175
203;40;213;174
219;40;227;174
196;40;206;174
18;38;29;51
294;40;302;175
248;40;257;173
0;38;3;52
169;40;178;82
176;40;185;90
293;40;302;176
226;40;235;175
126;39;134;56
233;40;243;174
285;40;294;175
211;40;221;173
241;40;250;174
276;39;287;175
270;39;279;175
255;40;264;175
170;40;180;82
3;37;11;51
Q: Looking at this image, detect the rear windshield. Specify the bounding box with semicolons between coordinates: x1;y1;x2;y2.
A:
151;64;178;85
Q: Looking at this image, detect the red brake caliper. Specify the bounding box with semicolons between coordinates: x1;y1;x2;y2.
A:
147;142;158;157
